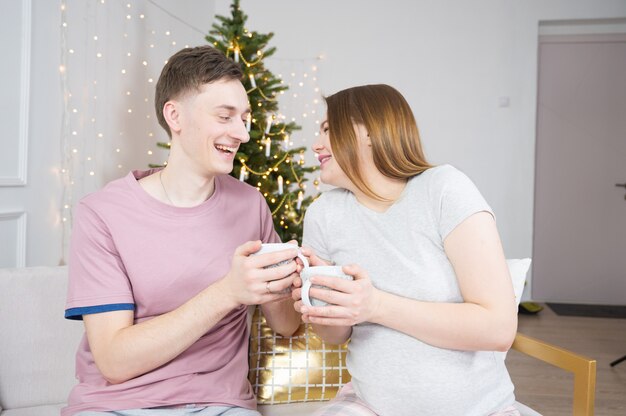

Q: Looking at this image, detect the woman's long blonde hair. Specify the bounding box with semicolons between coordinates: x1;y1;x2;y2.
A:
325;84;433;200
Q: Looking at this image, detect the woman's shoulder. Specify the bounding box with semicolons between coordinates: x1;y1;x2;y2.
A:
422;164;463;180
412;164;474;190
405;164;482;209
305;187;351;218
313;187;351;205
406;164;460;190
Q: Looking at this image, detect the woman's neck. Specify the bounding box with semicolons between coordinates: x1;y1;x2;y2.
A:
352;176;408;213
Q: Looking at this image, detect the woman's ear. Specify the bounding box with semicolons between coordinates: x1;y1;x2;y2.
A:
356;123;371;146
163;101;182;135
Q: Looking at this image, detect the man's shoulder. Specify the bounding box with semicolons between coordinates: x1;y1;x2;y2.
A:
77;171;142;220
218;174;264;202
81;173;132;204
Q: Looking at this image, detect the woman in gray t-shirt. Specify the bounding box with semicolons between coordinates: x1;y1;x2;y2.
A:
292;84;519;416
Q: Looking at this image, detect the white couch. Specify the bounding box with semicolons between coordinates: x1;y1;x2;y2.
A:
0;266;587;416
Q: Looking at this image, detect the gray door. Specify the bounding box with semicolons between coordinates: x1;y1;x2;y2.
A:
533;33;626;305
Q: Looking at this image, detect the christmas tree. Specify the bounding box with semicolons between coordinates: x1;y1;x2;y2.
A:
155;0;318;243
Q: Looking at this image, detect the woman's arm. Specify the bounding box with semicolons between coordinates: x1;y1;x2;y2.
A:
301;212;518;352
309;323;352;345
292;248;353;345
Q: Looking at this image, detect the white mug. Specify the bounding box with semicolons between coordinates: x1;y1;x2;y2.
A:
253;242;309;269
300;265;353;307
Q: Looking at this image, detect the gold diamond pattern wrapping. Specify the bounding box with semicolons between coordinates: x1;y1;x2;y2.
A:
248;306;351;404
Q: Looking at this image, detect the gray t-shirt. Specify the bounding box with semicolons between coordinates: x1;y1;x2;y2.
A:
303;165;515;416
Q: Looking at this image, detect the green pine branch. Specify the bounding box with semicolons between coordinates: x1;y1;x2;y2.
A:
206;0;319;243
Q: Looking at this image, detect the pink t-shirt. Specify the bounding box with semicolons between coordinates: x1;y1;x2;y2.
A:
63;169;279;416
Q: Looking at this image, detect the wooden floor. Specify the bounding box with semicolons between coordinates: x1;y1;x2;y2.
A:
506;304;626;415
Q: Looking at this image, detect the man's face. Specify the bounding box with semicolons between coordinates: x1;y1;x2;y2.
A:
175;79;250;177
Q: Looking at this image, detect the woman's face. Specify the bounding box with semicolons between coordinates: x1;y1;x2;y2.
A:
312;117;372;191
312;119;350;189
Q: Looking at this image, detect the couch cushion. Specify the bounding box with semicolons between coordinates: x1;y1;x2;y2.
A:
258;401;326;416
0;403;65;416
0;267;83;410
248;307;349;404
507;258;532;305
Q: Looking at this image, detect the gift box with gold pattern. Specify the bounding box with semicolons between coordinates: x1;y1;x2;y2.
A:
248;306;351;404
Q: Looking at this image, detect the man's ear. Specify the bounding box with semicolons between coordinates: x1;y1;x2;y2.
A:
163;101;182;135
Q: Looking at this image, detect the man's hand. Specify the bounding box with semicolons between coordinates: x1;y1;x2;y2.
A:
220;240;298;306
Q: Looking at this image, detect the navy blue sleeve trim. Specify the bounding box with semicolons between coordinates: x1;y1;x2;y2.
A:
65;303;135;321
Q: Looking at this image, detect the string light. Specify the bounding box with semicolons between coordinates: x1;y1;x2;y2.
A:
57;1;324;262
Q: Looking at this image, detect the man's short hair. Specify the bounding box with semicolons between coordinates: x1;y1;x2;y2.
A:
155;45;244;137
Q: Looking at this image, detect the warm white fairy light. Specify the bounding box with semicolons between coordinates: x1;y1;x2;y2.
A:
296;191;303;210
277;175;284;195
265;137;271;157
57;1;323;262
265;114;273;134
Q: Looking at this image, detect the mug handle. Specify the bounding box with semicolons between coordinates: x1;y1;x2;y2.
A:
296;251;309;268
301;279;313;307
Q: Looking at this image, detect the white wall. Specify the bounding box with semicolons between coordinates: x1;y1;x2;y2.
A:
213;0;626;299
0;0;215;267
3;1;626;299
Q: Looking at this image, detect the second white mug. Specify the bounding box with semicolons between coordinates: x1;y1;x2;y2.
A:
300;265;353;307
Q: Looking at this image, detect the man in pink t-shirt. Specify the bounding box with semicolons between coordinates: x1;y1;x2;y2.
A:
64;46;302;416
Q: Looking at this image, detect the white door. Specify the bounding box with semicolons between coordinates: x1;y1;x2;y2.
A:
0;0;30;268
533;33;626;305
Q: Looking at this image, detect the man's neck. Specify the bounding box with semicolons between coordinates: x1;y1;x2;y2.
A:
157;164;217;208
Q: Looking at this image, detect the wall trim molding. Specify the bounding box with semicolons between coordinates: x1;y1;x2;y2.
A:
0;211;27;267
0;0;31;187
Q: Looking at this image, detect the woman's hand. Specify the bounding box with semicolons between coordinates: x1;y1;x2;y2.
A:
290;246;331;292
296;264;382;326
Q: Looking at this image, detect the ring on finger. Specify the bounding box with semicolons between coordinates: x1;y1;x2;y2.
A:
266;281;273;294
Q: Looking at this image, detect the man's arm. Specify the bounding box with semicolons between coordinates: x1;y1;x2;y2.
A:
259;240;305;337
261;297;301;337
84;279;237;384
83;240;299;384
